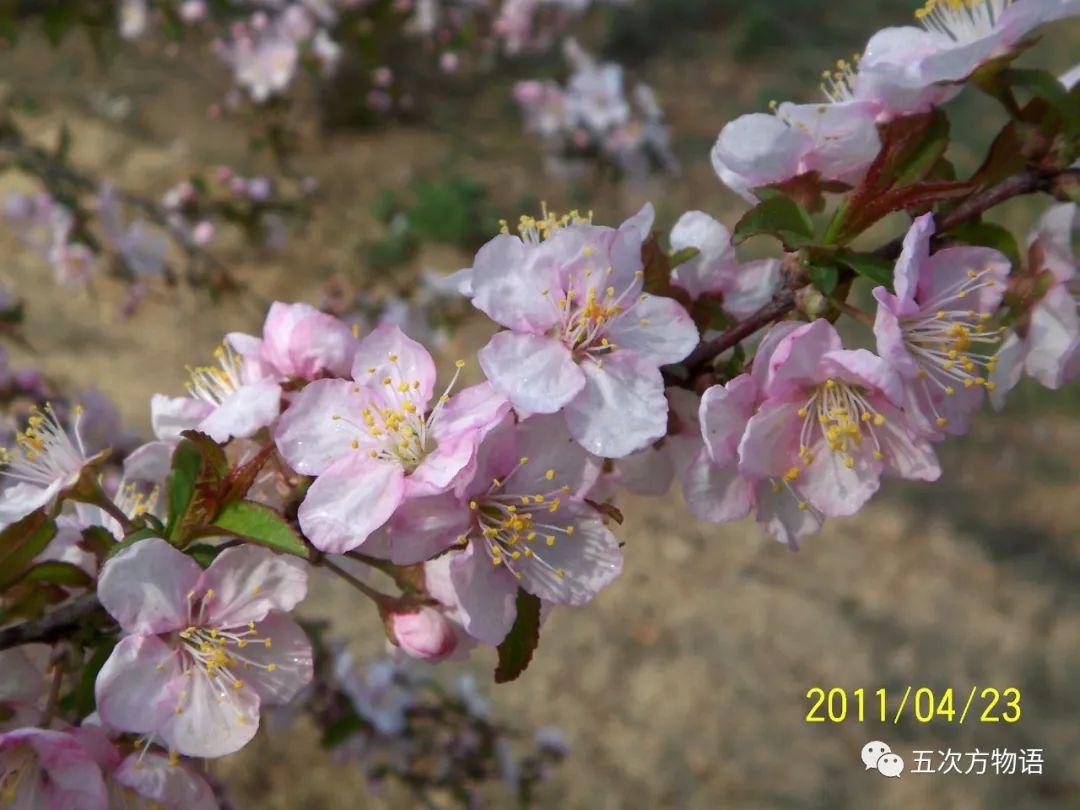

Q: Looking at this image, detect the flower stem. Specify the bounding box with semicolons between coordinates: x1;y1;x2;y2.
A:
320;557;392;606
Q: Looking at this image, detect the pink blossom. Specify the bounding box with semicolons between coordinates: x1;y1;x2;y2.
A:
1;404;93;530
669;211;780;318
873;213;1010;436
257;301;359;381
275;325;510;554
666;377;823;549
737;320;940;518
221;29;299;103
151;336;282;445
857;0;1080;115
711;101;880;202
990;203;1079;405
94;539;312;758
471;205;698;458
386;605;459;662
0;727;107;809
106;751;219;810
395;414;620;646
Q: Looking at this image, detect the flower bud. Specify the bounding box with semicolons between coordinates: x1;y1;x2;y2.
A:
386;606;457;662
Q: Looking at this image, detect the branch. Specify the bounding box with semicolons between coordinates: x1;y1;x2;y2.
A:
680;166;1073;378
0;123;237;288
0;593;103;651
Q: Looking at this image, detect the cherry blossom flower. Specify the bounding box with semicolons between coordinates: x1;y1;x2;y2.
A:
858;0;1080;114
873;213;1010;437
711;100;880;203
738;320;940;518
0;727;107;809
669;211;781;318
94;539;312;758
219;27;300;103
397;414;620;646
471;205;698;458
990;203;1079;405
666;367;824;549
255;301;360;382
154;337;282;445
105;750;219;810
275;325;510;554
0;404;95;530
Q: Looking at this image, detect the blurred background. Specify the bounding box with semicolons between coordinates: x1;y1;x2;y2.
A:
2;1;1079;807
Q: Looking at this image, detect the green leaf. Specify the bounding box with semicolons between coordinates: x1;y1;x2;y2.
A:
58;640;115;717
321;711;365;748
668;246;700;269
1004;68;1078;133
835;250;895;288
494;589;541;684
946;221;1022;268
179;430;229;480
733;196;815;250
0;512;58;590
211;502;309;559
165;439;203;542
106;527;159;559
808;263;840;296
187;543;227;569
19;561;92;588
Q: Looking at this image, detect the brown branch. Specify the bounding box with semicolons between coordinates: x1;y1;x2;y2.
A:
0;593;103;651
680;166;1073;378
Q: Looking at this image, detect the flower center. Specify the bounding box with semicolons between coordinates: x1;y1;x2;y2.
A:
0;403;87;488
820;55;861;103
185;343;245;406
901;267;1002;428
795;378;887;473
499;206;592;244
914;0;1009;43
465;457;575;582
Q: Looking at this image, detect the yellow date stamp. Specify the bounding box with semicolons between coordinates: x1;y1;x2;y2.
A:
805;687;1021;724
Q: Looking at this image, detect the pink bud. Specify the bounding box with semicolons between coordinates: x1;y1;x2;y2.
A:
388;607;457;662
192;221;216;245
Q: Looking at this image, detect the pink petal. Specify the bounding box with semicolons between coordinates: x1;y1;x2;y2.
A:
872;291;920;378
563;351;667;458
200;545;308;628
1;728;107;810
801;446;882;517
680;452;755;524
469;234;561;332
478;332;585;415
350;324;437;403
711;113;809;200
762;319;839;396
150;394;211;442
737;399;803;479
820;348;904;407
778;100;880;184
614;443;675;497
95;635;180;737
231;611;313;706
505;413;601;498
98;538;200;634
669;211;736;300
892;213;934;310
388;493;472;565
1025;285;1080;388
517;505;622;606
0;482;55;531
273;379;369;475
700;374;758;467
405;433;477;499
261;301;357;380
447;543;519;645
723;258;781;320
919;246;1011;314
161;670;260;758
876;402;942;481
988;331;1027;410
297;453;405;554
113;753;219;810
604;294;699;366
754;481;823;549
198;381;282;443
430;382;510;441
750;321;805;389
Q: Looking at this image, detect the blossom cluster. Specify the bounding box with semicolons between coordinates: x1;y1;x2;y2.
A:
515;38;678;179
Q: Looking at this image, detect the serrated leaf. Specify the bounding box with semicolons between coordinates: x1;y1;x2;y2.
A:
494;589;541;684
808;263;840;296
211;501;309;559
0;511;57;590
894;109;950;186
19;560;93;588
668;246;700;269
835;250;894;288
179;430;229;480
165;439;203;541
219;445;274;504
733;196;815;250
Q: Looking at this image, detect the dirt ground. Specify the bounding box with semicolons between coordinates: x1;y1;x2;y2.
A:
3;12;1080;809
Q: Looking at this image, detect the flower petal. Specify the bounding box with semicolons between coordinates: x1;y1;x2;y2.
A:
350;324;437;403
95;634;180;736
273;379;368;475
700;374;758;467
388;493;472;565
604;294;699;366
161;669;260;759
563;352;667;458
232;611;313;706
113;753;219;810
478;332;585;415
98;538;200;634
297;453;405;554
150;394;211;442
469;234;561;332
517;504;622;606
737;399;803;479
669;211;736;300
680;452;755;524
198;381;282;443
200;545;308;628
447;544;519;646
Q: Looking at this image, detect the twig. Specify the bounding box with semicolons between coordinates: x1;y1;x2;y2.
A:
0;593;103;652
680;167;1071;378
320;557;392;606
